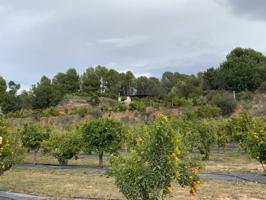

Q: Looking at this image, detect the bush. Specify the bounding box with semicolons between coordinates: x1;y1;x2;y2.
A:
71;107;89;118
129;101;146;112
236;91;254;101
172;97;193;107
230;112;266;173
81;119;124;167
258;81;266;93
212;94;237;115
41;107;61;117
110;115;200;199
0;117;23;175
195;104;221;119
41;130;81;165
20;124;50;164
192;96;207;106
191;119;218;160
112;103;128;112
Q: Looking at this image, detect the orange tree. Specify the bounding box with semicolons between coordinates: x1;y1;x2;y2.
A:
0;116;23;175
81;119;124;167
230;112;266;173
20;123;50;164
41;130;81;165
174;117;222;160
109;115;200;200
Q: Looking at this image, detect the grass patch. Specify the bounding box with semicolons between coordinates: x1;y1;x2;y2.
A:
0;168;266;200
204;152;264;173
23;152;110;167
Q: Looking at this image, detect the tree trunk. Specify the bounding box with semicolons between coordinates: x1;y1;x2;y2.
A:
58;158;68;166
261;162;266;174
33;150;38;165
99;152;104;168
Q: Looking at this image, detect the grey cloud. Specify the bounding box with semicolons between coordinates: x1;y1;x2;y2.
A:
0;0;266;89
227;0;266;20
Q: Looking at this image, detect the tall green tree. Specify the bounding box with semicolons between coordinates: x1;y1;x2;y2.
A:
81;67;101;96
1;81;22;113
32;76;55;109
53;68;80;103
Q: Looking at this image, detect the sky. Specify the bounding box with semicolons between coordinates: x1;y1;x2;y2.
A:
0;0;266;90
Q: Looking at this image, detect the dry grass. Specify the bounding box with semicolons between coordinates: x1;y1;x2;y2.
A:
23;153;110;167
204;153;264;173
0;168;266;200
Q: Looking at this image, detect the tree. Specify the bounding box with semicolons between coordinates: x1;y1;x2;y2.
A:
81;67;101;96
110;115;200;200
230;112;266;173
135;76;163;97
209;48;266;92
41;130;81;165
19;90;33;110
202;67;222;90
81;119;124;167
0;116;22;175
32;76;55;109
1;81;22;113
120;71;136;96
0;76;7;106
20;124;50;164
53;68;80;103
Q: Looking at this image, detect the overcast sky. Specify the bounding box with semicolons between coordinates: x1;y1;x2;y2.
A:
0;0;266;90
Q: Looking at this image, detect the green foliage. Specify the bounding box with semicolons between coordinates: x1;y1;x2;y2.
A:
32;76;55;109
173;117;225;160
41;130;81;165
20;123;50;164
81;119;124;167
110;116;200;200
171;97;192;107
192;96;207;106
112;103;128;112
211;94;237;115
70;107;90;118
0;117;23;175
41;107;61;117
20;124;50;152
195;104;221;119
203;48;266;92
52;68;80;103
129;101;146;112
135;76;163;97
1;81;22;114
258;81;266;93
229;112;266;173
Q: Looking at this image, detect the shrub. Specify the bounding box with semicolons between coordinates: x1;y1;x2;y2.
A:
20;124;50;164
195;104;221;119
172;97;193;107
212;94;237;115
0;117;23;175
81;119;124;167
129;101;146;112
41;130;81;165
230;112;266;173
191;120;217;160
110;115;200;200
112;103;128;112
192;96;207;106
258;81;266;93
75;107;89;118
41;107;61;117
